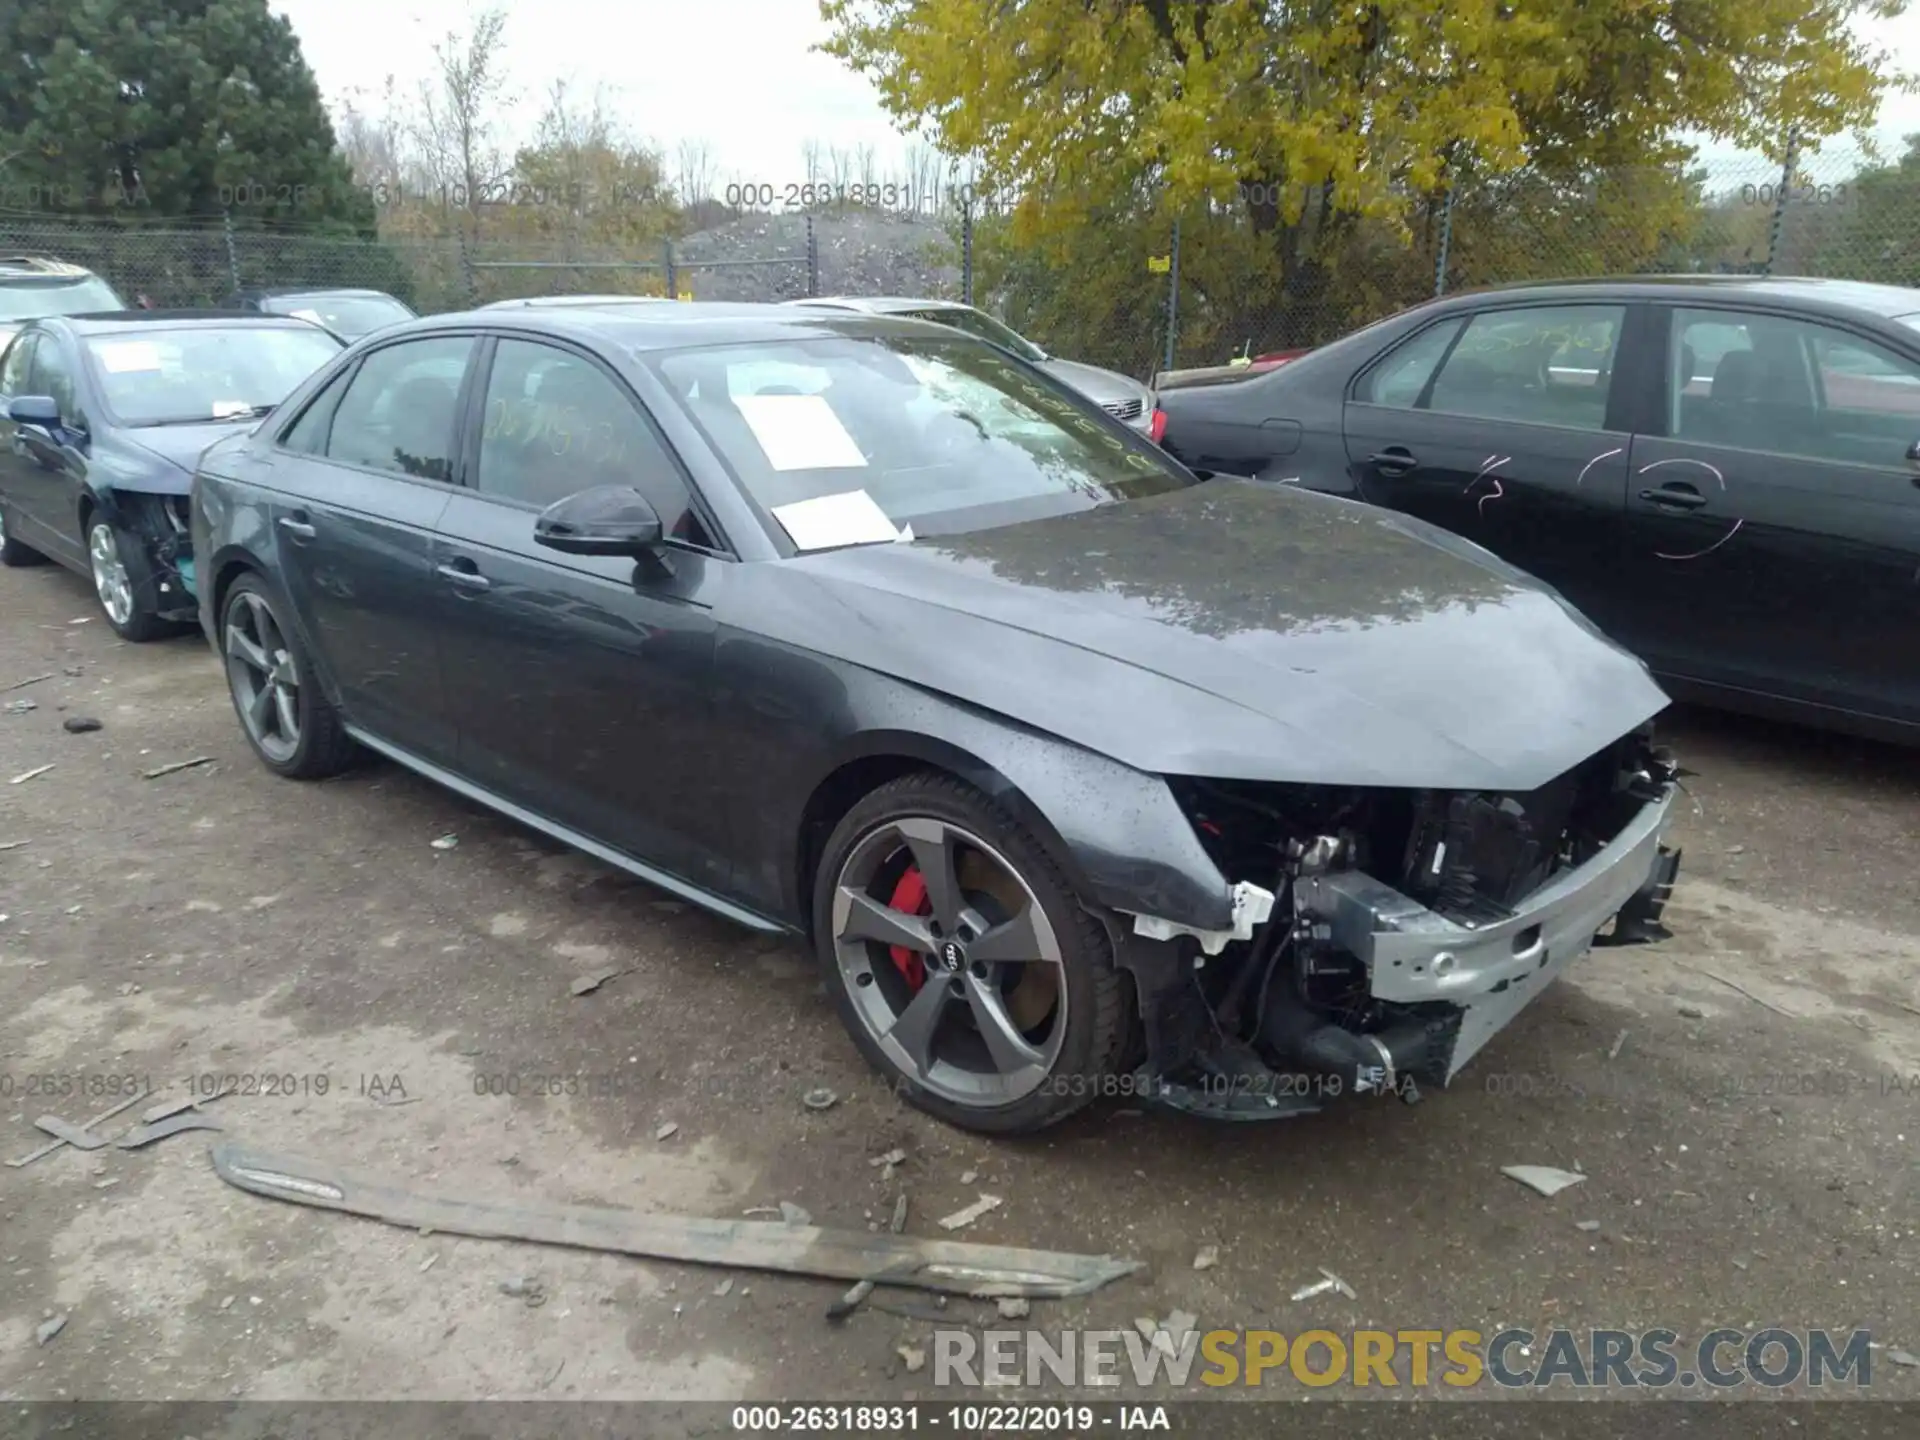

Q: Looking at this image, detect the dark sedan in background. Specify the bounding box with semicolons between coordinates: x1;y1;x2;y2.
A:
188;301;1678;1134
0;312;344;638
1155;276;1920;743
221;286;416;340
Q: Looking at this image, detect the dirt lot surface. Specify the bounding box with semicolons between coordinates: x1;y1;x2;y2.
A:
3;557;1920;1413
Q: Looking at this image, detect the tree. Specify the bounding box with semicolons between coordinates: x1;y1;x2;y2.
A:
0;0;372;227
412;6;514;229
823;0;1901;331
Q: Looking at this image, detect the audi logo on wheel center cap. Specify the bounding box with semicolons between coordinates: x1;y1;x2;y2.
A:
939;939;966;971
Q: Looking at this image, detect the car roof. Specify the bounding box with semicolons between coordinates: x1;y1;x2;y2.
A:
413;300;971;352
0;256;107;283
1435;274;1920;320
478;295;676;309
785;296;970;315
49;310;343;335
244;286;401;300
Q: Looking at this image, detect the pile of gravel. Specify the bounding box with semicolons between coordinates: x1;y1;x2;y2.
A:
672;211;959;303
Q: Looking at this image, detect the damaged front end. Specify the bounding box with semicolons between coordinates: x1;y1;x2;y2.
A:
101;489;198;619
1115;726;1681;1119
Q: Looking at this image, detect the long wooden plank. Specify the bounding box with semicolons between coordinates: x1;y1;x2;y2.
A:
210;1143;1141;1299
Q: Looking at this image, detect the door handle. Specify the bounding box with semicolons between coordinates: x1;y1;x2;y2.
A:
1638;485;1708;510
1366;447;1418;477
435;561;491;593
277;515;317;539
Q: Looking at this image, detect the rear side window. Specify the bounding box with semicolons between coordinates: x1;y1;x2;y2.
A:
324;336;475;482
1355;320;1462;407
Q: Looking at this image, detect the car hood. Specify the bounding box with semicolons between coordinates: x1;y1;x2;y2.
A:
746;479;1668;791
119;420;261;493
1036;357;1151;408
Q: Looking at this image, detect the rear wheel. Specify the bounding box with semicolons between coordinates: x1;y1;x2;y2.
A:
0;505;46;567
220;573;358;779
813;773;1127;1134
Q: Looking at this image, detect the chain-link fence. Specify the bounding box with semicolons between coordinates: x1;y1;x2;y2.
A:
6;139;1915;381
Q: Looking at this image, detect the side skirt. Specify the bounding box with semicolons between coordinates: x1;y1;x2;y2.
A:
344;725;789;935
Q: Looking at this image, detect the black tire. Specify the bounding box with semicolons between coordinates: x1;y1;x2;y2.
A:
812;772;1128;1135
219;572;359;779
0;504;47;567
84;513;179;642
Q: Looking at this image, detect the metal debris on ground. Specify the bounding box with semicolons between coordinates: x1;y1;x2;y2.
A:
142;756;214;780
1290;1268;1358;1302
1193;1245;1220;1271
937;1194;1003;1232
419;1254;438;1273
897;1344;926;1374
498;1276;547;1306
569;966;631;997
117;1112;224;1150
9;764;54;785
36;1314;67;1346
62;716;102;733
1133;1311;1199;1357
802;1087;838;1111
430;834;460;851
8;1088;152;1167
1502;1165;1588;1198
869;1147;907;1180
655;1121;679;1142
1;673;53;693
212;1142;1141;1299
825;1194;910;1321
1607;1030;1629;1061
3;698;36;714
997;1297;1030;1319
0;839;29;852
34;1115;115;1151
959;1169;978;1185
1576;1220;1602;1232
714;1278;734;1298
780;1202;813;1227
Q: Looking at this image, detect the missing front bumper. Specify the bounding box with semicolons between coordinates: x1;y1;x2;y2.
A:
1291;782;1679;1083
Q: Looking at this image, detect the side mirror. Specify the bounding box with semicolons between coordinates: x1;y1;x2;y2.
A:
8;395;61;429
533;484;664;556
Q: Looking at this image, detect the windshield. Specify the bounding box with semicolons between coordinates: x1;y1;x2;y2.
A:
650;334;1191;548
263;293;414;338
0;276;125;322
900;306;1047;362
86;326;345;426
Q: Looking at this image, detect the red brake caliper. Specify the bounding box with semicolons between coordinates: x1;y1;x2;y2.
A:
886;867;931;991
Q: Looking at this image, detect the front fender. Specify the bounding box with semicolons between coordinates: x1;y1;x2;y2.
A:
724;633;1234;932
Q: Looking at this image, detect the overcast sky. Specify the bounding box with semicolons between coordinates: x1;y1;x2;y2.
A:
274;0;1920;188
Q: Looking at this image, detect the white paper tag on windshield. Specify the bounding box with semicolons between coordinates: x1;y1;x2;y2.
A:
735;394;867;471
95;341;162;373
211;400;253;419
772;490;901;550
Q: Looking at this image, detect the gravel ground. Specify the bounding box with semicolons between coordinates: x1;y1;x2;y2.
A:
2;557;1919;1411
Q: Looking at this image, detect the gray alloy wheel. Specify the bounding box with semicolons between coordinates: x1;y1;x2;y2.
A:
88;520;135;626
223;587;303;765
829;815;1071;1108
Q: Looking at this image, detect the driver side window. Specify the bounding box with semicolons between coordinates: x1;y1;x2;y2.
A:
28;338;81;426
0;334;35;397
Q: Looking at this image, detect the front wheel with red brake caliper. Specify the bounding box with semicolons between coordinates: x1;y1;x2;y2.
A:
813;773;1129;1135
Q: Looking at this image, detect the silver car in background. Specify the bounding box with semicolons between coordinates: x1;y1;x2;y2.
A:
785;296;1160;437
